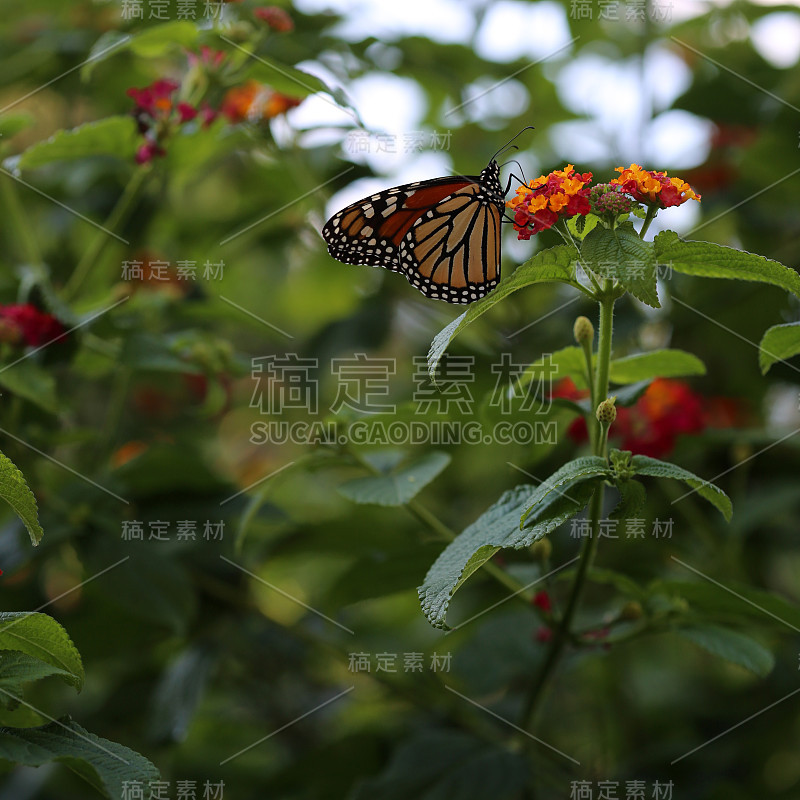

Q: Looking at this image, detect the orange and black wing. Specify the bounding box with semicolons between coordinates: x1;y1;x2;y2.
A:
399;183;501;303
322;161;504;304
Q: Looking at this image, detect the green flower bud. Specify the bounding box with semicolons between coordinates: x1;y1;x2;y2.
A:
573;316;594;345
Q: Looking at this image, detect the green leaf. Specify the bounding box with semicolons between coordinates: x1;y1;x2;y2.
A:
0;717;160;798
628;453;732;521
0;652;74;702
82;24;199;78
611;380;652;407
0;449;44;545
0;361;58;413
609;349;706;383
338;452;451;506
0;113;34;140
351;730;528;800
17;117;140;169
148;647;216;744
0;614;83;690
581;223;660;308
609;479;646;521
419;480;597;629
515;345;588;393
675;624;774;677
520;456;610;525
567;213;600;241
236;52;333;99
650;578;800;632
427;245;579;378
758;322;800;374
654;232;800;299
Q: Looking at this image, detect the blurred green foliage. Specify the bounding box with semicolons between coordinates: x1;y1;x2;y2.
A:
1;0;800;798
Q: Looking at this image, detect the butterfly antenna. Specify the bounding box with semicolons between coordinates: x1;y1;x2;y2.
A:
490;125;536;163
501;159;527;184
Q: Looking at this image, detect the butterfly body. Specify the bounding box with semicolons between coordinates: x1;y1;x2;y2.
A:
323;160;505;304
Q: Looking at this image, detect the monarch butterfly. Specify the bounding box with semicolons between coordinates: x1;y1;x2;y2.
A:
322;129;532;304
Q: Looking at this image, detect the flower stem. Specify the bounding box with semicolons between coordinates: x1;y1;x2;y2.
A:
518;286;616;735
638;205;657;240
62;166;149;301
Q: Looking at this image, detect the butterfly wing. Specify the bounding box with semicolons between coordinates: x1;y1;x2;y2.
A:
322;162;504;304
322;176;475;271
399;184;501;303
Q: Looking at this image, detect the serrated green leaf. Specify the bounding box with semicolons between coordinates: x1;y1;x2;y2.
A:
0;614;83;689
0;361;58;413
654;232;800;298
675;624;774;677
0;652;74;703
17;117;140;169
0;717;160;798
0;449;44;545
427;245;580;378
419;481;597;629
520;456;610;525
567;213;600;241
609;479;646;521
628;453;732;521
582;223;660;308
338;452;451;506
758;321;800;374
609;349;706;383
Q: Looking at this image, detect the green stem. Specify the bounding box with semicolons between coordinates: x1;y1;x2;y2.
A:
62;167;149;301
638;205;657;240
592;285;615;451
518;287;616;734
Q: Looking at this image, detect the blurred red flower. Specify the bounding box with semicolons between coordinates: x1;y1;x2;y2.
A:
554;376;744;459
254;6;295;31
0;304;65;347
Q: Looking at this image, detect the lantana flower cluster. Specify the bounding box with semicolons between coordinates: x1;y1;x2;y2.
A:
127;14;303;165
507;164;592;239
508;163;701;239
611;164;701;208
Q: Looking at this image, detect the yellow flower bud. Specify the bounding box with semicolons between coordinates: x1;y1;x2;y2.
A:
596;397;617;424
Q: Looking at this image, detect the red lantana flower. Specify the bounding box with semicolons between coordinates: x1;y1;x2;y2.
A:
506;165;593;239
0;304;65;347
